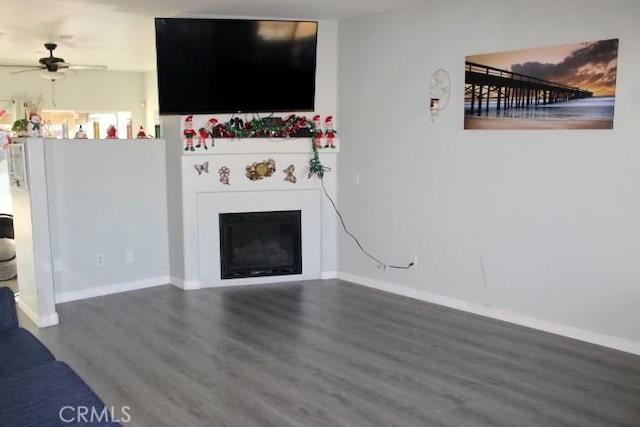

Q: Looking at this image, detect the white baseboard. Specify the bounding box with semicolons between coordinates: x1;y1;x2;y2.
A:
337;272;640;357
170;272;334;290
55;276;170;304
170;277;201;290
38;312;60;327
200;273;318;288
321;270;338;279
17;298;59;327
17;298;40;325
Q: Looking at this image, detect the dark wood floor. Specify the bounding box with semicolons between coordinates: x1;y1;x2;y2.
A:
21;280;640;427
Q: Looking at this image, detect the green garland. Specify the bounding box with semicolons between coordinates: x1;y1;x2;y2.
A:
308;137;331;179
207;114;331;179
218;115;311;138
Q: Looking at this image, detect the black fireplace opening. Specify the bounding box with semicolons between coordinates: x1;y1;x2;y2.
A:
219;210;302;279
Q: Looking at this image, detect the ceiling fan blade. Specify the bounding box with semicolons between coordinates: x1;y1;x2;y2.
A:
0;64;41;69
68;64;107;71
8;67;45;74
2;41;107;75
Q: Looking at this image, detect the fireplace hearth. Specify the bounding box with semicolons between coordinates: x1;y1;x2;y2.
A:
219;210;302;279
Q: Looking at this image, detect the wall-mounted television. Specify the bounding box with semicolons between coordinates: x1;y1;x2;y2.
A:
155;18;318;115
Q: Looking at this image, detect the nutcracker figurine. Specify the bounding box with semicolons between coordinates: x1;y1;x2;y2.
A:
197;118;218;150
183;115;197;151
312;114;323;149
324;116;337;148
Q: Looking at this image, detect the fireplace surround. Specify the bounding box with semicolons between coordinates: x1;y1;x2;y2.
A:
197;189;323;287
167;133;338;289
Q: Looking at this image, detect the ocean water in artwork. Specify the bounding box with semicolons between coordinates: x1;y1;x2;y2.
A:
465;96;614;121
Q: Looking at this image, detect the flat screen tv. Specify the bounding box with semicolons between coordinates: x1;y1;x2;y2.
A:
155;18;318;115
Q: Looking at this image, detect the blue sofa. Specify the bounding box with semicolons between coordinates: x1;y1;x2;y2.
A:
0;287;120;426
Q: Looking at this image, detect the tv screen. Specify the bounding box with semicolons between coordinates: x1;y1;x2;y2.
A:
155;18;318;115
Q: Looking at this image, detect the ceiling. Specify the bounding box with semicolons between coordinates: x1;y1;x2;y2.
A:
0;0;417;73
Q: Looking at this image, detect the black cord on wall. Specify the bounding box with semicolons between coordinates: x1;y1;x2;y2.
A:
319;177;414;270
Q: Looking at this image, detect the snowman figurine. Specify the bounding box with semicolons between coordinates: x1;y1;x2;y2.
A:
28;113;42;137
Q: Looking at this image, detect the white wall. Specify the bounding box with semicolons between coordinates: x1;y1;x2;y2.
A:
0;149;12;213
314;20;338;118
12;139;58;326
144;70;160;135
45;140;169;302
0;69;148;129
337;0;640;352
162;115;185;282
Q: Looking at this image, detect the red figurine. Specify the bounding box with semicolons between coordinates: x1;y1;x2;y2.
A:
312;114;323;149
298;116;308;129
106;125;117;139
136;126;147;139
324;116;337;148
197;118;218;150
183;115;197;151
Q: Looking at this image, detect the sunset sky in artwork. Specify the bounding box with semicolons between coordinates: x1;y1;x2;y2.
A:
466;39;618;96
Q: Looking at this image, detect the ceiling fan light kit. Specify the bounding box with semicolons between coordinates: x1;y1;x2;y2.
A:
40;71;65;81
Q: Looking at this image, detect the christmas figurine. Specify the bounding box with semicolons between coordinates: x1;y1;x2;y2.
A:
136;126;147;139
28;113;42;137
283;115;309;137
183;115;197;151
106;125;117;139
298;116;308;131
197;118;218;150
75;125;87;139
312;115;323;149
282;114;295;137
324;116;337;148
43;120;55;138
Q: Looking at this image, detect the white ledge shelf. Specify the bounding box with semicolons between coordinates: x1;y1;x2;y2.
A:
181;137;340;155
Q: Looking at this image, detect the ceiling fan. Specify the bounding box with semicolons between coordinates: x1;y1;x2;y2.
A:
1;43;107;77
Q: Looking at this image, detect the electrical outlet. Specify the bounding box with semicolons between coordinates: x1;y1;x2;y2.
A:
354;172;360;185
96;254;105;266
126;250;135;263
410;255;418;270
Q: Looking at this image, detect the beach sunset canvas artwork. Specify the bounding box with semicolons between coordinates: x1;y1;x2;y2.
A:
464;39;618;130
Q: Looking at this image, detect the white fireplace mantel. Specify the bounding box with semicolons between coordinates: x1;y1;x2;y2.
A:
182;138;334;155
169;137;339;289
